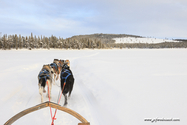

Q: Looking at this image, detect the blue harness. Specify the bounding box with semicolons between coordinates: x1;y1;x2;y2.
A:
50;63;58;71
61;69;72;83
38;69;50;81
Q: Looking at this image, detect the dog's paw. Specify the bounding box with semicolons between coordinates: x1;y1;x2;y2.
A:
43;89;46;93
63;102;68;106
46;94;51;98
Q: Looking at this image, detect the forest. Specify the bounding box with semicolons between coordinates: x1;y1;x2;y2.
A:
0;33;187;50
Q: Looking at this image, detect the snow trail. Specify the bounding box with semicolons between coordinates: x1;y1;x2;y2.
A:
1;49;187;125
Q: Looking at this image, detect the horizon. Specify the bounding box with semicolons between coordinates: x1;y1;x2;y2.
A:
0;32;187;40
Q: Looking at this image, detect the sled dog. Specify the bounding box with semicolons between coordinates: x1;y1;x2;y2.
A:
50;59;61;84
38;64;53;103
60;60;74;106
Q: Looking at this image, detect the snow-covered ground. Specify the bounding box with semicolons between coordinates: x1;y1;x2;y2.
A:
1;49;187;125
113;37;180;44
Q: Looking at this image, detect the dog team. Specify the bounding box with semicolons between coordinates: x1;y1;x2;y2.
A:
38;59;74;106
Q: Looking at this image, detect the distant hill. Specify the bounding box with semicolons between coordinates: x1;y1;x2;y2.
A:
175;39;187;42
70;33;142;43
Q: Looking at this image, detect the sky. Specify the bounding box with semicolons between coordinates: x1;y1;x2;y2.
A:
0;0;187;39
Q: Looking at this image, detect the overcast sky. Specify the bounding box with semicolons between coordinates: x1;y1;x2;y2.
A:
0;0;187;39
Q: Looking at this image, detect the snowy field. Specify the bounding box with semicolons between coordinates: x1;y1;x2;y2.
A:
1;49;187;125
113;37;180;44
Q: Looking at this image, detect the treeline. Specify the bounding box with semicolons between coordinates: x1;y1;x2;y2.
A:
0;33;187;50
0;33;105;50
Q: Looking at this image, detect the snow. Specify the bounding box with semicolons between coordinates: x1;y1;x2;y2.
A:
1;49;187;125
113;37;180;44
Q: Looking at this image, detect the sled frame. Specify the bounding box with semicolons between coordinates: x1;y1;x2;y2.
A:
4;101;90;125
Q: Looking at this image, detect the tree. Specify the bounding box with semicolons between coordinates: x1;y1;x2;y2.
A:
58;37;63;49
28;36;31;49
3;34;8;50
96;40;102;49
25;36;29;48
14;34;18;50
43;36;46;48
50;35;54;48
0;38;2;49
34;35;38;48
7;35;12;50
19;34;22;49
37;36;41;48
30;33;34;49
45;37;50;49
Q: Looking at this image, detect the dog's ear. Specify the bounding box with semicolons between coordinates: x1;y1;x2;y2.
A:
42;65;47;69
54;59;60;63
60;60;65;63
65;60;70;67
59;60;64;66
54;59;59;61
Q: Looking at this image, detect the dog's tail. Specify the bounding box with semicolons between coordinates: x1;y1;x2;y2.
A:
68;77;74;97
39;78;47;87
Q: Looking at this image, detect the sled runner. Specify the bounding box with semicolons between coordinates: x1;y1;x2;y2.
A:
4;101;90;125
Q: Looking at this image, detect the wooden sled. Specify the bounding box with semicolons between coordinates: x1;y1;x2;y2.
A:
4;101;90;125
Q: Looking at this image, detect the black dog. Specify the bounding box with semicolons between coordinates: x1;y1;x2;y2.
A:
60;63;74;106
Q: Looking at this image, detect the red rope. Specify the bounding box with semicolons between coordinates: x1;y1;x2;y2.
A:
51;82;66;125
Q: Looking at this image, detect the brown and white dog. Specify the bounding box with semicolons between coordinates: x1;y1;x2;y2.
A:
38;64;54;103
50;59;62;85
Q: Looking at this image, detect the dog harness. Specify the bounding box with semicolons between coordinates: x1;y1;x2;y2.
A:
38;69;51;81
50;63;58;72
60;69;72;83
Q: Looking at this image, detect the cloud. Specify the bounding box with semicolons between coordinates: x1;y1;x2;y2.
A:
0;0;187;38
